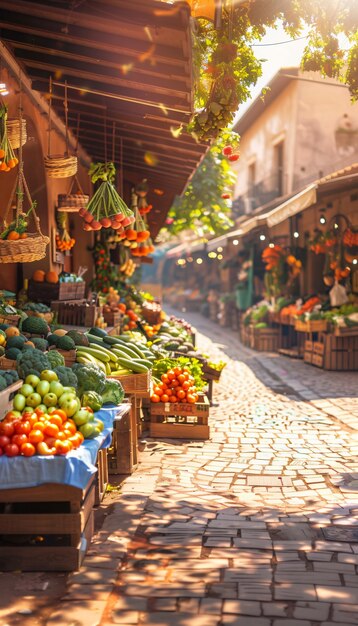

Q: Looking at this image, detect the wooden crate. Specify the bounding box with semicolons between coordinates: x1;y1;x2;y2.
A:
295;319;328;333
0;479;95;571
107;404;136;475
303;351;313;364
0;356;17;371
0;380;23;419
94;448;109;505
103;310;122;328
110;370;151;397
51;300;99;327
333;325;358;337
252;327;280;352
48;347;77;367
304;334;358;370
28;280;86;304
150;395;210;440
0;313;21;327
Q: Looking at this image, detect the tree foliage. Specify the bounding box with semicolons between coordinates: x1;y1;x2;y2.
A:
189;0;358;141
163;135;237;237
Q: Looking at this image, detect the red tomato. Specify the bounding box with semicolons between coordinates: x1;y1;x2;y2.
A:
173;367;182;377
171;380;179;388
12;433;28;447
150;393;160;403
186;394;196;404
182;381;190;391
35;407;46;417
0;447;3;456
161;374;169;384
177;390;186;400
62;421;76;435
167;370;176;380
0;435;10;449
0;422;15;437
32;421;46;432
177;374;186;385
49;415;63;429
55;440;72;455
28;429;44;444
3;411;21;421
169;395;177;403
4;443;20;457
14;420;31;435
21;442;36;457
51;409;67;422
44;423;59;438
153;386;163;396
161;394;169;403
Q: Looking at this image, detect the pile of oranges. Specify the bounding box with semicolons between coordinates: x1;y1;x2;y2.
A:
56;234;76;252
150;366;199;404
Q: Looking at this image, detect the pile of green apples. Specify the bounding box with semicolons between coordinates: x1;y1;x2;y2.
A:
13;369;105;439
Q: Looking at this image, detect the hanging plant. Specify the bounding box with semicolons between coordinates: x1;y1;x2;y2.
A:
91;241;116;293
0;105;18;172
80;162;134;232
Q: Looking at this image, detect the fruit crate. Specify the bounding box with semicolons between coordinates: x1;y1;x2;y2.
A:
0;380;22;419
0;313;21;327
51;300;100;327
251;327;280;352
107;404;137;475
0;478;95;571
103;310;122;329
94;448;109;505
0;356;17;371
304;335;358;370
150;394;210;440
28;280;86;304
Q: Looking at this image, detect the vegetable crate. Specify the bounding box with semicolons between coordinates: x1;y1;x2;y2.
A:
0;313;21;327
150;395;210;440
251;327;280;352
107;404;137;475
0;356;17;371
0;380;22;419
304;336;358;370
111;370;151;396
28;280;86;304
103;310;122;330
51;300;100;327
295;319;328;333
0;479;95;571
49;347;77;367
95;448;109;505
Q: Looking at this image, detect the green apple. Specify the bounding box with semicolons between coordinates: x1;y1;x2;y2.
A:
58;391;77;406
26;392;42;408
62;387;77;394
49;380;64;398
19;384;34;398
40;370;58;383
43;392;58;408
73;408;93;426
23;406;35;415
25;374;40;387
60;397;81;417
93;418;104;432
79;422;101;439
13;393;26;412
36;380;51;397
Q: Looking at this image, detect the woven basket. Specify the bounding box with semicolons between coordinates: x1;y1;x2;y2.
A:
0;232;49;263
6;118;27;149
44;155;78;178
58;192;89;212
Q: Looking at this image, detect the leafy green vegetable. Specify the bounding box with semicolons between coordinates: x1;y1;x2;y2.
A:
47;350;65;369
72;363;107;396
54;366;78;390
101;379;124;406
81;390;103;412
16;349;51;379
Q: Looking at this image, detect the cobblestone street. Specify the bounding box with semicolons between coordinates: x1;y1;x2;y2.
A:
2;312;358;626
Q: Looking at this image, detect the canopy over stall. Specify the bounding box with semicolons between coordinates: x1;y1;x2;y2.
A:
0;0;208;237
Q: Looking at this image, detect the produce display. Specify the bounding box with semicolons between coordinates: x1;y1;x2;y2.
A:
151;362;202;405
0;367;106;457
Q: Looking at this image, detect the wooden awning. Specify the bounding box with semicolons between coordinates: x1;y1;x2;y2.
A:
0;0;208;236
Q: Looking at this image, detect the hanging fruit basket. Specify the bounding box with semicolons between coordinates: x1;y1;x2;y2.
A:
44;79;77;179
6;118;27;149
0;101;49;263
57;175;89;212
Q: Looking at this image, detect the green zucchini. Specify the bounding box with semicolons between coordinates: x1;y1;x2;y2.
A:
76;346;110;362
88;342;118;362
116;357;148;373
113;342;145;359
86;333;104;346
132;358;153;369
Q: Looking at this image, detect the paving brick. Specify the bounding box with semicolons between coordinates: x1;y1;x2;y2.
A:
223;600;261;615
221;617;270;626
293;601;330;621
316;586;358;604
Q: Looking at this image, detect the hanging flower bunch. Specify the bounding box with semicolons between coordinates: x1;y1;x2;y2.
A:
262;245;301;298
262;245;284;271
0;105;18;172
309;229;337;254
80;162;134;232
56;211;75;252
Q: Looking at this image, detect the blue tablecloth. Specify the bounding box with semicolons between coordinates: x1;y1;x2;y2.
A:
0;404;128;491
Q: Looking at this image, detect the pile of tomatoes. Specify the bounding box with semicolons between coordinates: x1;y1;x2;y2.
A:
0;408;85;457
150;366;199;404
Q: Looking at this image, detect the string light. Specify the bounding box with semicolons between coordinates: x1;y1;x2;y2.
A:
208;251;217;258
177;258;186;266
353;259;358;265
187;257;193;262
232;239;239;246
0;83;9;96
217;254;223;260
293;231;299;238
334;223;339;229
217;246;223;252
259;234;266;241
269;243;275;248
196;258;203;265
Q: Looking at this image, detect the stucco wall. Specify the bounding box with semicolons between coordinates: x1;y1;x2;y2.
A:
294;74;358;189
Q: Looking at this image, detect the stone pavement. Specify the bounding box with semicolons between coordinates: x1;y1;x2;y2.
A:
2;312;358;626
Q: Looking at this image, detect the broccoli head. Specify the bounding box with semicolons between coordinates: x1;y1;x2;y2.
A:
17;348;51;379
101;379;124;406
54;366;78;390
47;349;65;369
72;363;107;396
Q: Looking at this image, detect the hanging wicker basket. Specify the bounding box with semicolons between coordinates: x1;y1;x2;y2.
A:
6;118;27;149
44;154;78;179
57;175;89;212
0;232;49;263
